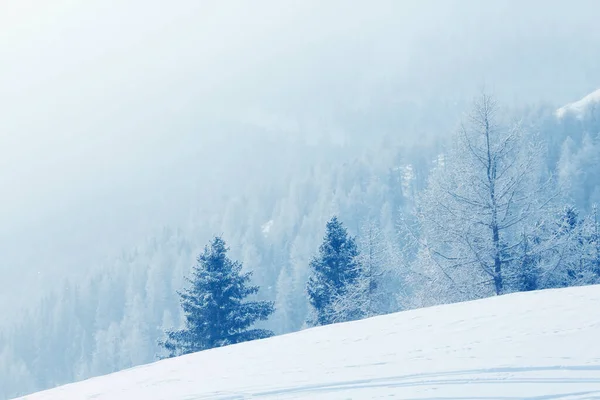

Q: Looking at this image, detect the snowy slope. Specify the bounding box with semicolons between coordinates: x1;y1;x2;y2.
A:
16;285;600;399
556;88;600;119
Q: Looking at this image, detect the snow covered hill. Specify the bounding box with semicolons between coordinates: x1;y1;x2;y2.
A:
556;88;600;119
16;285;600;399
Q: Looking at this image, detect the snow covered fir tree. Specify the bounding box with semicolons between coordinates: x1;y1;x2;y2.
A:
160;236;275;357
306;216;364;326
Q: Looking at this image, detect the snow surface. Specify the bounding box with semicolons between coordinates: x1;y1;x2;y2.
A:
16;285;600;399
556;88;600;119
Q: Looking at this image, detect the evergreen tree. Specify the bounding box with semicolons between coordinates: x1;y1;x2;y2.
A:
160;236;274;357
575;204;600;284
545;205;585;288
273;266;298;334
512;230;541;292
306;216;361;326
583;205;600;279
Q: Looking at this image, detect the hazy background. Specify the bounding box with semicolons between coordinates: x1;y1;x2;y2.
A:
1;0;600;317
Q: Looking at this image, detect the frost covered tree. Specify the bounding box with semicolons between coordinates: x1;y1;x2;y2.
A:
330;218;398;322
542;205;585;288
558;133;600;211
273;265;300;334
160;236;274;357
414;93;550;304
582;205;600;280
546;204;600;286
306;216;362;326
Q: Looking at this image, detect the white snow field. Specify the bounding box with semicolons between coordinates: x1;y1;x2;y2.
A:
16;285;600;399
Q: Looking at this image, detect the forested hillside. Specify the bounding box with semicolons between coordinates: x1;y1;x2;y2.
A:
2;90;600;399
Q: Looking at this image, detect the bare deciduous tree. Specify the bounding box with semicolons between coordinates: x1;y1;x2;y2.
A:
414;93;549;303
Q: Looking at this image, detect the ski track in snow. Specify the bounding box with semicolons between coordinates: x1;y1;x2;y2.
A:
16;285;600;399
190;366;600;400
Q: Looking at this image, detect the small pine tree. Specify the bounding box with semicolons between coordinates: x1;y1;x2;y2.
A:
553;205;585;287
589;204;600;277
580;204;600;283
306;216;361;326
160;236;274;357
514;231;541;292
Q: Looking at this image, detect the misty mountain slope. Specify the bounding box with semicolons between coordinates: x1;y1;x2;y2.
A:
4;91;600;399
4;0;600;310
17;285;600;400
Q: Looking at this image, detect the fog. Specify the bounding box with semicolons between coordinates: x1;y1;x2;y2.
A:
1;0;600;312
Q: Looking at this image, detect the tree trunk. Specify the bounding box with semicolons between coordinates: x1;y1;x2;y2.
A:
493;226;503;295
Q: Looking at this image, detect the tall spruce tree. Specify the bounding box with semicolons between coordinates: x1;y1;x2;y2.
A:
161;236;274;357
306;216;361;326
